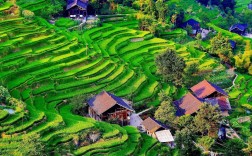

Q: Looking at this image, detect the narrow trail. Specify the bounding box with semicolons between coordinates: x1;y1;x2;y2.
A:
137;106;153;115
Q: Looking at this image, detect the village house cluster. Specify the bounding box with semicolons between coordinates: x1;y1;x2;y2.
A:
87;80;232;146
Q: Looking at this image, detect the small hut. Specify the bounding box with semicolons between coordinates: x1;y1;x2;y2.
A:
229;24;248;35
67;0;88;18
87;91;134;126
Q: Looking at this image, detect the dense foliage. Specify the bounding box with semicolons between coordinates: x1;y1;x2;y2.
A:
155;48;186;86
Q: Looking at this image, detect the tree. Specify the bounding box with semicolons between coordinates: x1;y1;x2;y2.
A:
176;115;194;130
89;0;101;15
234;41;252;75
22;10;34;20
210;32;233;63
155;48;186;86
185;25;193;35
158;89;173;102
15;133;45;156
144;0;155;17
193;103;222;136
223;139;246;156
183;62;201;87
154;97;176;127
175;128;201;156
171;10;184;28
239;9;252;28
194;103;222;136
155;0;167;23
70;94;92;115
138;14;155;31
0;86;10;103
108;0;117;11
221;0;236;12
243;136;252;155
8;97;26;112
40;0;65;18
197;136;215;151
196;33;202;47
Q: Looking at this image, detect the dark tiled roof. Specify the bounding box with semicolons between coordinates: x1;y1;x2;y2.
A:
229;24;248;32
217;96;231;110
229;40;236;49
248;4;252;10
190;80;228;99
181;19;200;30
87;91;134;115
67;0;88;10
141;117;168;133
173;93;203;116
107;92;134;111
204;96;231;111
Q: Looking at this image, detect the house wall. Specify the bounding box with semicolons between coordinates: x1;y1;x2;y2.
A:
89;105;132;125
146;130;156;138
68;6;87;17
88;107;101;121
231;28;245;35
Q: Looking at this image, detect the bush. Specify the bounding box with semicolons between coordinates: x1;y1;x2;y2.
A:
22;10;34;19
0;86;10;103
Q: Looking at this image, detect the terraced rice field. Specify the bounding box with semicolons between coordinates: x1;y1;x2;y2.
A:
0;2;222;154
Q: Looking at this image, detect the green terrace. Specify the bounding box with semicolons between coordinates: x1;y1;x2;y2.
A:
0;1;244;154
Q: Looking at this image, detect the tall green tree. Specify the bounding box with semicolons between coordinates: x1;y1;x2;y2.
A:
15;133;45;156
155;48;186;86
210;32;233;63
144;0;155;17
154;97;176;127
183;62;201;87
90;0;101;15
223;139;246;156
176;115;194;130
193;103;222;136
155;0;167;23
197;136;215;151
175;128;201;156
243;136;252;155
70;94;92;115
0;86;10;103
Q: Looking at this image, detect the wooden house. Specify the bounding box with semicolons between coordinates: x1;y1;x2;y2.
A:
141;117;174;147
190;80;231;116
155;130;175;148
181;19;200;36
173;92;203;116
67;0;88;18
229;24;248;35
87;91;134;126
141;117;167;138
174;80;231;116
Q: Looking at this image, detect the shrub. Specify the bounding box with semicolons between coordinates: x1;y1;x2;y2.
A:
22;10;34;19
0;86;10;103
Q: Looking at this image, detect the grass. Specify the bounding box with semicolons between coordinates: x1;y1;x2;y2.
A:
0;2;13;11
0;110;8;120
55;18;78;28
